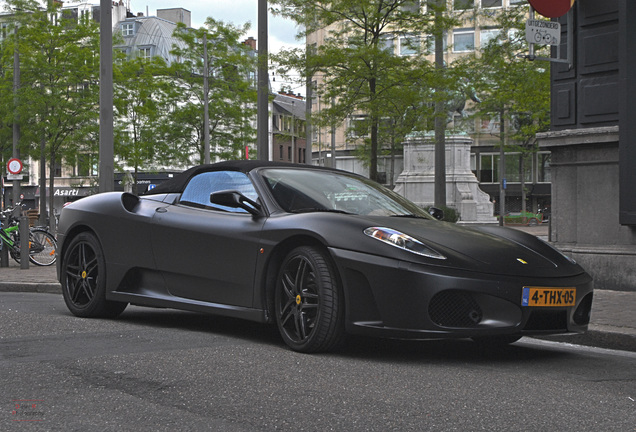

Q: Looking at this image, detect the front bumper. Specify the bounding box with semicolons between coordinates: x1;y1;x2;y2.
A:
330;248;594;340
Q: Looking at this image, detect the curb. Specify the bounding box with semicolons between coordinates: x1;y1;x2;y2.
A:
0;282;61;294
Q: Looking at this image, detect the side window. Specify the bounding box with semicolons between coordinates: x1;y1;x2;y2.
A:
180;171;258;213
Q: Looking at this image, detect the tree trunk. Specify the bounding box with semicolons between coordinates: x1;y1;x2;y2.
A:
369;77;378;182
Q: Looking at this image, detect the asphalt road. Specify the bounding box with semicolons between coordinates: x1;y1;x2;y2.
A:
2;292;635;431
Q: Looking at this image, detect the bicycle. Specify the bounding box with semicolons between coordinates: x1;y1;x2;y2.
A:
0;206;57;266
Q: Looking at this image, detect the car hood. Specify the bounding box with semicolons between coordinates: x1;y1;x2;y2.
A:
356;216;584;278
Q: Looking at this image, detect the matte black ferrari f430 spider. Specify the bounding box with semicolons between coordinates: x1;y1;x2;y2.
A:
57;161;593;352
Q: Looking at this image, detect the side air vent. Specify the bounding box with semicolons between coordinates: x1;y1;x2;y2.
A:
121;192;141;213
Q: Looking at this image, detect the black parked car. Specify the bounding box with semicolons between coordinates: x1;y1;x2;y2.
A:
57;161;593;352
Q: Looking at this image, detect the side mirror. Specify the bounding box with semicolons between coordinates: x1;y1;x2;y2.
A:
210;190;262;216
428;207;444;221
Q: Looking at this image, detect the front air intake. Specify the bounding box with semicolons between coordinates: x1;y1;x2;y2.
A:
429;290;483;328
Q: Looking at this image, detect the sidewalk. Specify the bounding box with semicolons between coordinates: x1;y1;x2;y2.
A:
0;258;634;351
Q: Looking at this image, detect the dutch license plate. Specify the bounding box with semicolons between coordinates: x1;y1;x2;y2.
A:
522;287;576;307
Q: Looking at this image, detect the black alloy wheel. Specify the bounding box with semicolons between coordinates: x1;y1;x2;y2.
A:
61;232;127;318
275;246;344;353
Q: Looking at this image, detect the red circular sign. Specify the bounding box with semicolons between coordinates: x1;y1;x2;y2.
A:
7;158;23;175
528;0;575;18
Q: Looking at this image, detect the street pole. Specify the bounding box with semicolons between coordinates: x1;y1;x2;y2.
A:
12;24;21;207
99;0;114;193
433;0;446;209
203;33;210;164
257;0;269;161
331;97;336;168
499;109;506;226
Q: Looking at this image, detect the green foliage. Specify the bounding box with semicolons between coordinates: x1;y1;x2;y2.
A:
428;205;460;223
169;18;258;163
458;4;551;149
272;0;455;181
0;0;101;215
113;56;181;192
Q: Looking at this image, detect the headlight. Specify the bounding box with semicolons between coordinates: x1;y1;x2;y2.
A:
364;227;446;260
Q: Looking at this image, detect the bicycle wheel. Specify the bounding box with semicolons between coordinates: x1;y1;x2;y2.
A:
9;232;21;264
28;229;57;266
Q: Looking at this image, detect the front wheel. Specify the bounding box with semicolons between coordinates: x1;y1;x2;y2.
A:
61;232;127;318
275;246;345;353
28;230;57;266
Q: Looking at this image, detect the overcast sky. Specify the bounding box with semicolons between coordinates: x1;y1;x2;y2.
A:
130;0;303;53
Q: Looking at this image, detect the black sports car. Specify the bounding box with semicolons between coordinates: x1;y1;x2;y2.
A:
57;161;593;353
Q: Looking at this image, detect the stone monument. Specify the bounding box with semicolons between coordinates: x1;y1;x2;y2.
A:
393;133;497;224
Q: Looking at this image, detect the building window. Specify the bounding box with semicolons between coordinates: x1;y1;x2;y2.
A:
537;152;551;183
401;1;421;13
480;154;499;183
380;35;395;54
399;34;420;56
139;47;152;60
287;146;292;161
453;28;475;52
348;115;369;138
0;23;8;41
479;113;500;134
481;0;502;7
279;145;283;160
504;153;532;183
122;23;134;37
454;0;474;10
77;154;97;177
480;28;500;47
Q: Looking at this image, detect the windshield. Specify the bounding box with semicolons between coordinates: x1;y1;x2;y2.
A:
260;168;433;219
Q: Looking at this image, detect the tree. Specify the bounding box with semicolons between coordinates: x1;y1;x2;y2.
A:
274;0;448;182
113;55;182;194
2;0;101;225
458;4;550;218
169;18;258;164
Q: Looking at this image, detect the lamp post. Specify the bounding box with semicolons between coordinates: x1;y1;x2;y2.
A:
98;0;114;193
257;0;269;161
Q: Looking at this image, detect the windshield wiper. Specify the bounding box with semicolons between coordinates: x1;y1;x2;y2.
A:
291;208;353;215
390;214;429;219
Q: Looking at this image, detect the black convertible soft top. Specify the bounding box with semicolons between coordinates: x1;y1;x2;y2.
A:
143;160;339;195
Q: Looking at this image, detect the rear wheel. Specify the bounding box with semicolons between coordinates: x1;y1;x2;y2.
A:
28;230;57;266
275;246;345;353
61;232;127;318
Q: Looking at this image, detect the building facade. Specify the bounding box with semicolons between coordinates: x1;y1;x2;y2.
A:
537;0;636;291
272;93;307;164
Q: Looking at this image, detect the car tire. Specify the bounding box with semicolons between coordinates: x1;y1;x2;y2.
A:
61;232;127;318
471;335;522;347
528;218;539;226
275;246;345;353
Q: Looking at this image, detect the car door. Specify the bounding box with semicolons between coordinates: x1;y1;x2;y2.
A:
150;170;266;307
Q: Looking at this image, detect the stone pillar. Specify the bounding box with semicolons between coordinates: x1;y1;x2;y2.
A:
393;134;497;224
538;126;636;292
